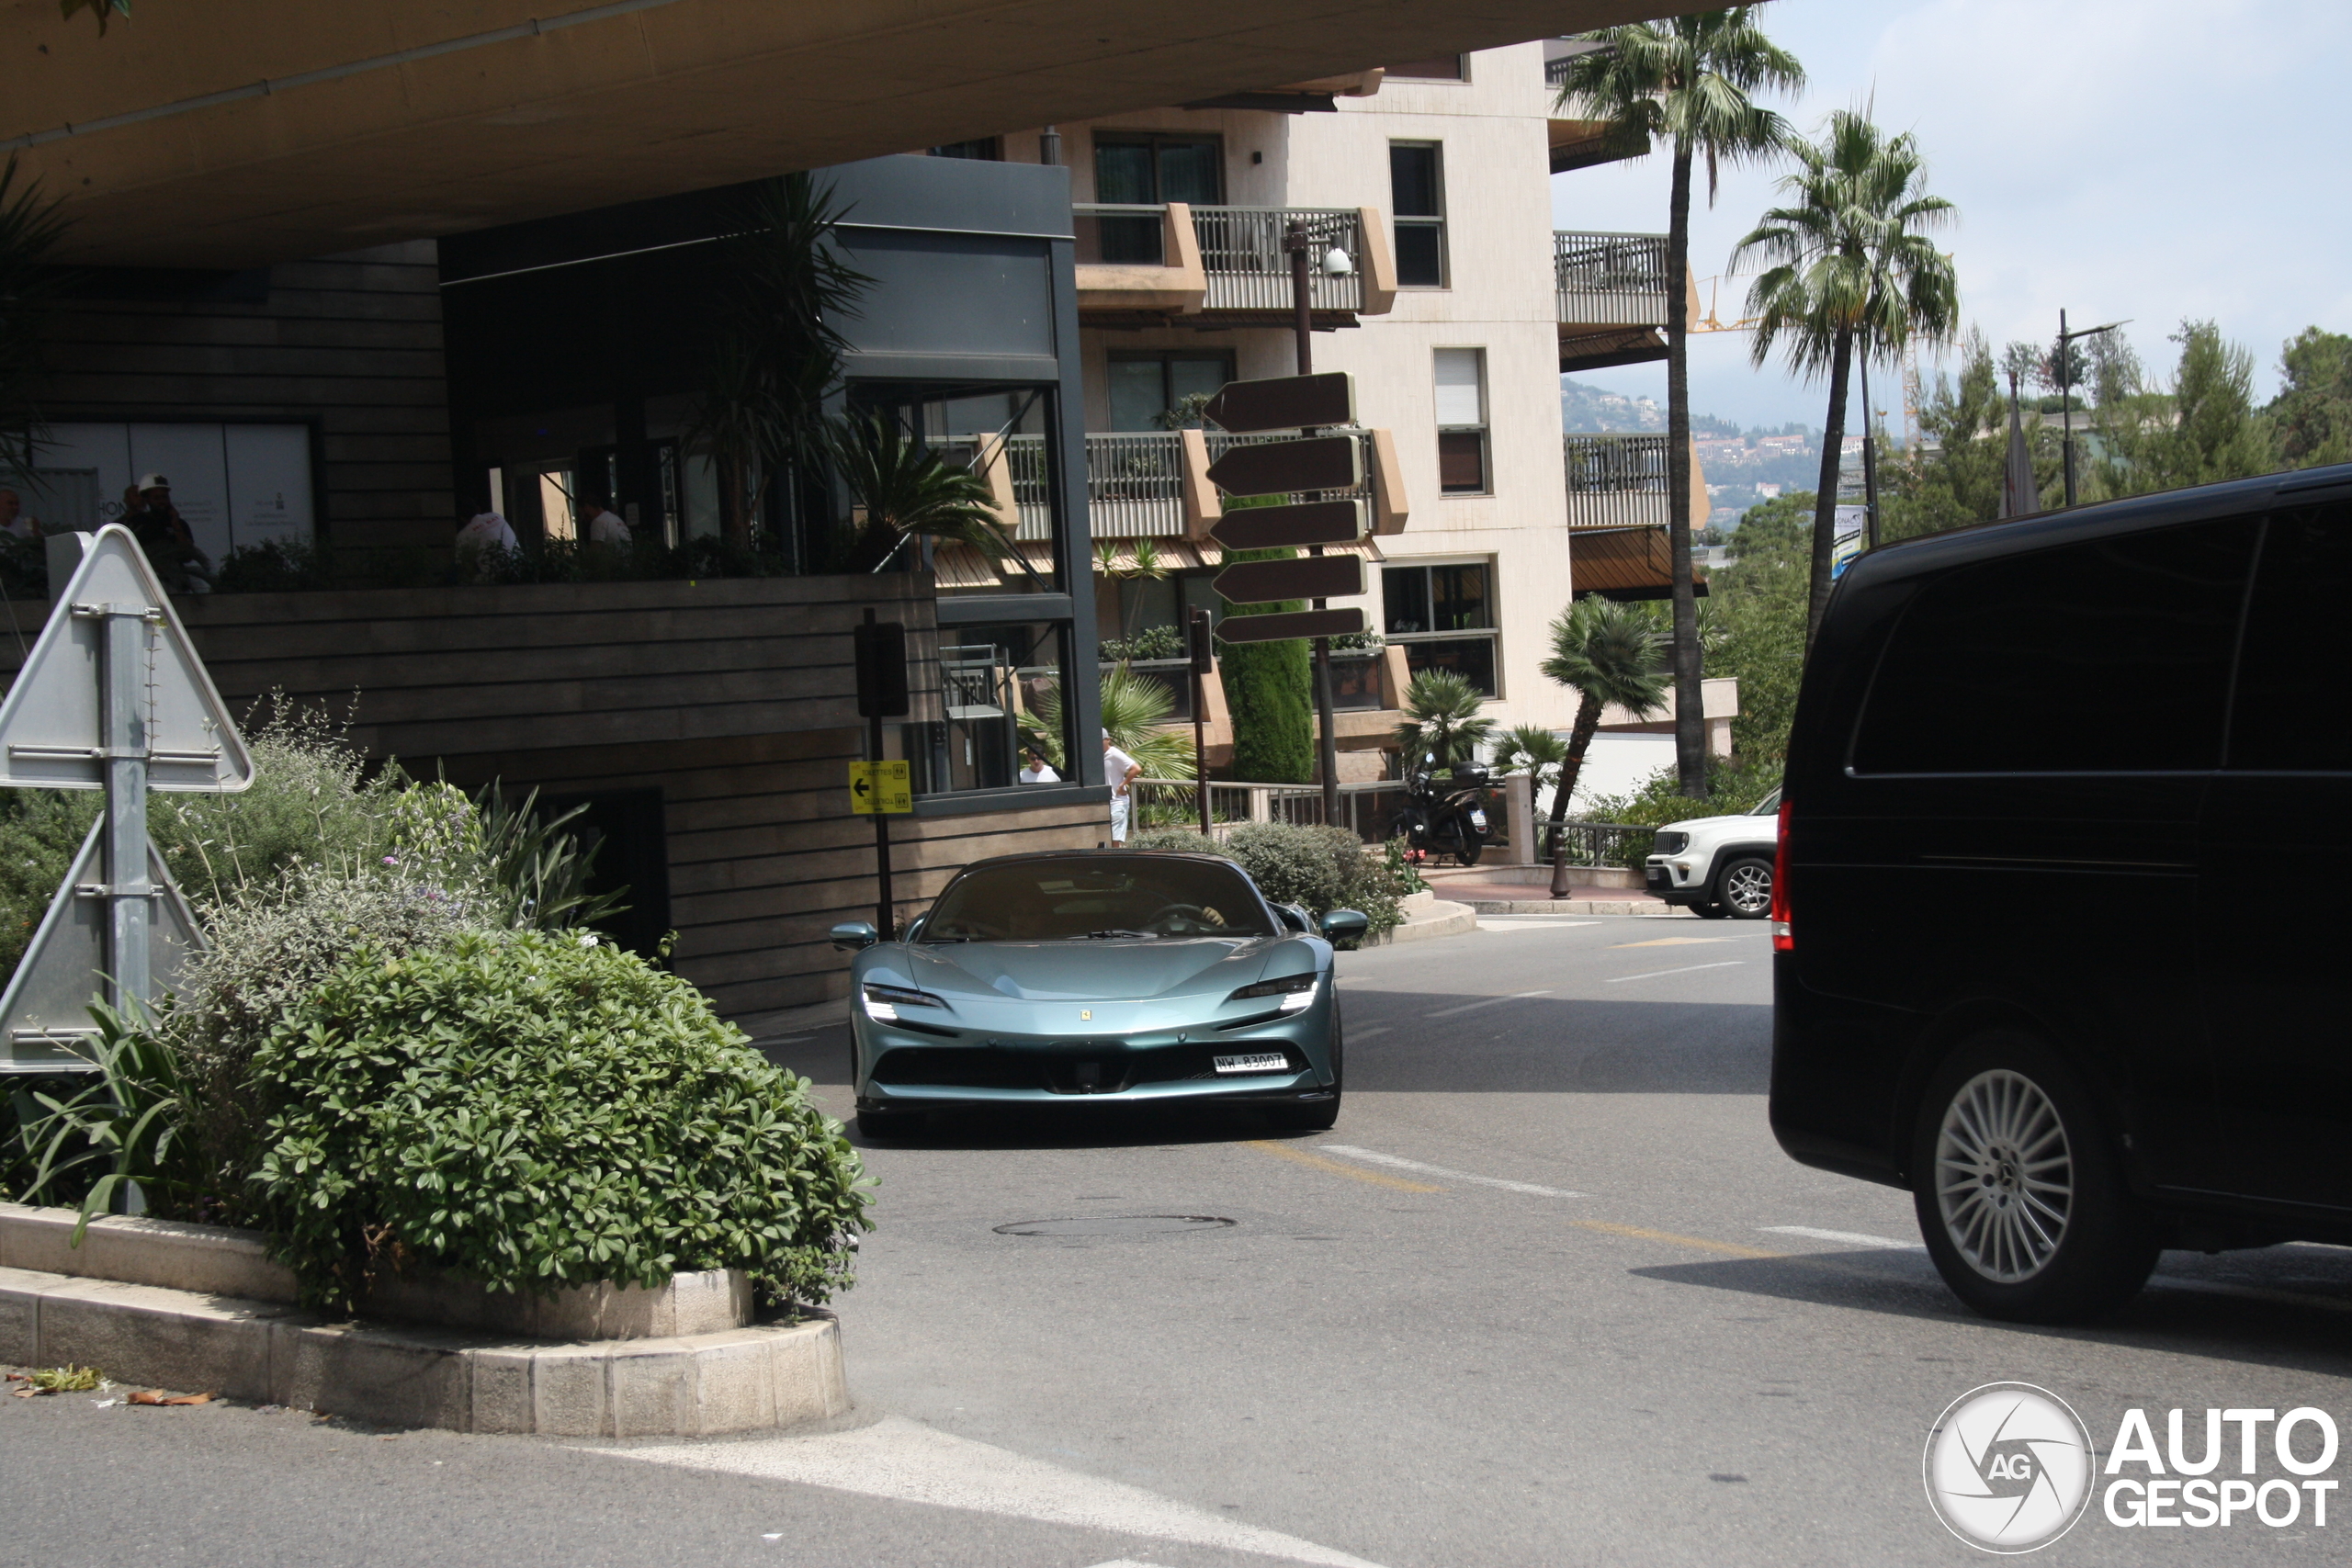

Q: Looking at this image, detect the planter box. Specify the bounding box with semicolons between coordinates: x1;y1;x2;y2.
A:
0;1202;749;1339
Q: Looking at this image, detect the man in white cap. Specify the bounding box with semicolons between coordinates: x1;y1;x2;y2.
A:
1102;728;1141;844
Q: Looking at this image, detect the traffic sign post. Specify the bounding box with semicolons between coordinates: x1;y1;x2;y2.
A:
1212;554;1363;606
0;525;251;1072
1202;372;1354;434
1213;608;1364;646
1187;609;1213;836
1202;437;1362;497
848;760;912;815
853;609;911;941
1207;498;1365;554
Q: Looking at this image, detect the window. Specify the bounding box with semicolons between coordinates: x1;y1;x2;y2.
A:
1433;348;1488;494
1850;516;2259;775
2230;501;2352;770
929;138;1001;160
903;622;1072;795
1384;560;1499;697
1107;352;1234;431
1387;55;1465;81
1092;134;1223;265
1389;142;1447;288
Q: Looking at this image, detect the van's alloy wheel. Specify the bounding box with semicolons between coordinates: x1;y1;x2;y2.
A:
1716;857;1773;918
1934;1069;2072;1282
1910;1036;2159;1323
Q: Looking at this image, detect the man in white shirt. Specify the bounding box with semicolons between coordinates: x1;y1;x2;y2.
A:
455;510;518;579
1019;745;1060;784
580;491;632;548
1102;728;1141;843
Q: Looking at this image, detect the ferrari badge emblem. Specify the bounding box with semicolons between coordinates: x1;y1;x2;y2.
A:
1080;1010;1092;1021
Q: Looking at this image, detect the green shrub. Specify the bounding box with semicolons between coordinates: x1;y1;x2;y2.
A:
1577;759;1782;867
248;929;870;1314
1129;822;1405;942
0;790;100;982
1218;547;1315;784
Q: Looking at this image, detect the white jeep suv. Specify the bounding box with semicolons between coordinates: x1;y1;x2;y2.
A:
1642;787;1781;919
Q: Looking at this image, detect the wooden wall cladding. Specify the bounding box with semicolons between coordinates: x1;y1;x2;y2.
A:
0;577;1100;1018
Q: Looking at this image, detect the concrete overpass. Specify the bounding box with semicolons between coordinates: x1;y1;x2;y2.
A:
5;0;1694;267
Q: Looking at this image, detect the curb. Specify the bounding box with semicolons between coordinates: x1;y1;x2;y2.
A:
0;1264;850;1437
1365;897;1478;945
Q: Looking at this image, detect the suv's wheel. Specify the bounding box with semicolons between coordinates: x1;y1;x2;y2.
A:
1714;856;1774;918
1911;1035;2157;1323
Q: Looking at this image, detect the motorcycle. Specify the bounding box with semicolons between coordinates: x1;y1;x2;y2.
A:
1393;754;1492;867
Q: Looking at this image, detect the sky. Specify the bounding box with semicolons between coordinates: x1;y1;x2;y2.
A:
1548;0;2352;433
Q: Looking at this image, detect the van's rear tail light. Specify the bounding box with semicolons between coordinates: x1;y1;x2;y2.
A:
1770;799;1793;953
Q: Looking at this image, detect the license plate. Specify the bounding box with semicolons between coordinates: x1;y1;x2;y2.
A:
1468;810;1488;830
1214;1052;1289;1075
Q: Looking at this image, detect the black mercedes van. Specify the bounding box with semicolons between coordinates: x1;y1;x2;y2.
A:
1770;462;2352;1323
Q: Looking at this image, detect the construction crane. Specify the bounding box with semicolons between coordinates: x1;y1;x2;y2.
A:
1686;276;1758;335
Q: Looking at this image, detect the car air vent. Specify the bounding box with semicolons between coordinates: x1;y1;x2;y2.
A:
1653;831;1689;855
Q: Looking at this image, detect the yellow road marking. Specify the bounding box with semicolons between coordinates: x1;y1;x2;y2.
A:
1246;1140;1443;1192
1568;1219;1783;1260
1612;937;1736;948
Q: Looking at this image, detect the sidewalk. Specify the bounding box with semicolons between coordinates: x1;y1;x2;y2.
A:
1415;864;1681;917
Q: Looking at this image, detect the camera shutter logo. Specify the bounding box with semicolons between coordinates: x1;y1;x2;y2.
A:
1923;1382;2095;1552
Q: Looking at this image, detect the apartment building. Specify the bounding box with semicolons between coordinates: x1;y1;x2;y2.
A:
974;39;1727;776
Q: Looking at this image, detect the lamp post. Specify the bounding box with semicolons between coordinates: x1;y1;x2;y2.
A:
2055;310;2130;508
1283;218;1354;828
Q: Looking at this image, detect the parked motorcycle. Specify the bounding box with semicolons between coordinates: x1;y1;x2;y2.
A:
1393;754;1491;867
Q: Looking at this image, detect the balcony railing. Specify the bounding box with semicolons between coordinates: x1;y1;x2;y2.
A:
1002;427;1385;543
1555;231;1670;326
1073;203;1368;314
1564;433;1671;528
1193;207;1365;311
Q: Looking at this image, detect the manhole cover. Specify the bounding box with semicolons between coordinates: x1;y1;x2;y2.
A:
992;1214;1236;1238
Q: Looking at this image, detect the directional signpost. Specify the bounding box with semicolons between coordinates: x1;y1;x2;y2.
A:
853;610;910;940
1204;369;1374;818
0;525;252;1071
847;760;912;815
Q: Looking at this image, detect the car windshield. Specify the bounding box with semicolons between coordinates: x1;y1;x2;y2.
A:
1753;787;1782;815
922;857;1276;942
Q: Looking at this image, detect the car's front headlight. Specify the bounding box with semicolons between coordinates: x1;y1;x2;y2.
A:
863;983;948;1021
1228;973;1320;1012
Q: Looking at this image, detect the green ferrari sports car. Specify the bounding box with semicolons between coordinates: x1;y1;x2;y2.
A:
832;850;1367;1137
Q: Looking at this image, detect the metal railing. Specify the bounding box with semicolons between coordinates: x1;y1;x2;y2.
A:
1193;207;1366;312
1074;204;1368;314
1563;433;1671;528
1555;231;1670;325
1127;779;1408;844
1005;432;1193;541
1544;820;1657;870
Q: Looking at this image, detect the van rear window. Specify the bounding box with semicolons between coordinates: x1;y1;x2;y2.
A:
1849;517;2256;774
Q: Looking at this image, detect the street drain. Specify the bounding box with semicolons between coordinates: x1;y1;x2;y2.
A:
993;1214;1236;1238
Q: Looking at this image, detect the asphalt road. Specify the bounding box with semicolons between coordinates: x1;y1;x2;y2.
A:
7;913;2351;1567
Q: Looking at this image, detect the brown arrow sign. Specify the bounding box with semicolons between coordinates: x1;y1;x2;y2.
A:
1213;553;1364;605
1203;371;1355;434
1209;499;1365;552
1216;607;1366;646
1204;435;1361;497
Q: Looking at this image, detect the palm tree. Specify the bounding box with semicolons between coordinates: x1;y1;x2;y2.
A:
1493;722;1568;857
831;413;1015;572
684;174;871;553
1540;597;1670;893
0;157;67;488
1555;9;1804;802
1733;109;1959;649
1394;670;1494;773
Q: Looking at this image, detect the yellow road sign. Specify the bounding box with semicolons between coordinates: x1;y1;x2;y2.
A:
849;759;913;815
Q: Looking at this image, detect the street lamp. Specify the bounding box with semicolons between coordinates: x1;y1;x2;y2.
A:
2055;310;2130;508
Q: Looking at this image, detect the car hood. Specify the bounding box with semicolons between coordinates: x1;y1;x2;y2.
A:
1659;809;1776;839
899;936;1276;1004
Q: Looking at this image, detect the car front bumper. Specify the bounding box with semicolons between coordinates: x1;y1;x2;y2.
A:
851;992;1339;1113
1644;856;1713;905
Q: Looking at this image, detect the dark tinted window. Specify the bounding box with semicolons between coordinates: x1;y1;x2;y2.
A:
2230;500;2352;770
1851;516;2256;773
923;857;1274;941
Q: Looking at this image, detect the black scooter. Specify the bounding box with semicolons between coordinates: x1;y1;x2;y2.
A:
1393;754;1491;867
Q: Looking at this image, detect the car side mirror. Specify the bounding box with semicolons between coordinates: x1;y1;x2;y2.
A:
830;921;880;951
1319;909;1370;942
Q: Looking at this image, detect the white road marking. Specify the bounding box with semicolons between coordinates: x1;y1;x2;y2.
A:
1478;919;1599;930
1604;961;1745;983
1425;989;1554;1018
593;1416;1385;1568
1318;1145;1586;1199
1760;1225;1923;1251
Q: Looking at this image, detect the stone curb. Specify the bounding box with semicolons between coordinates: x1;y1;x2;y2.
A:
1364;897;1478;945
0;1264;849;1437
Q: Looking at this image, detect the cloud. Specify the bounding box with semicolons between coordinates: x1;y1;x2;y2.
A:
1551;0;2352;428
